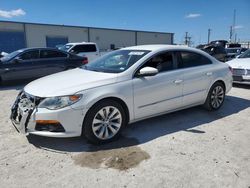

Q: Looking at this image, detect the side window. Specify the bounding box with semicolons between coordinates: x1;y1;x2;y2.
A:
179;51;212;68
72;44;97;53
19;50;39;60
141;52;174;73
40;50;67;58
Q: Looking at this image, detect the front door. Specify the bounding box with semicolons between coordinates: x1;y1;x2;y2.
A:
1;50;40;81
133;51;183;120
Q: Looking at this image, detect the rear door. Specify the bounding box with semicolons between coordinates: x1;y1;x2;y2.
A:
38;49;68;76
176;51;214;106
1;50;40;81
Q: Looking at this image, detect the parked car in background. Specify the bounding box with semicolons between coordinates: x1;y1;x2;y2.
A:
0;48;87;84
227;49;250;84
59;42;100;62
225;47;248;60
198;44;227;62
11;45;232;144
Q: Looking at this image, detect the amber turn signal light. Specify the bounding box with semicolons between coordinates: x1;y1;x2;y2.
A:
36;120;60;124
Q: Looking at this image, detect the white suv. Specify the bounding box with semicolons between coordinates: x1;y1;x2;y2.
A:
11;45;233;144
59;42;100;62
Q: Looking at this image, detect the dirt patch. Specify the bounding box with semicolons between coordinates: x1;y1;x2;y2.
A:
73;137;150;171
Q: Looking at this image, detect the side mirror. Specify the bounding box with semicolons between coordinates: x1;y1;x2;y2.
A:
137;67;158;77
70;50;76;54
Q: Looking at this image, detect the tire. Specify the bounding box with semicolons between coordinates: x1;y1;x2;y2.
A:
203;82;225;111
82;99;127;144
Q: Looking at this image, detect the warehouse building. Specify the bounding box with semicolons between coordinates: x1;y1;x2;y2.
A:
0;20;174;53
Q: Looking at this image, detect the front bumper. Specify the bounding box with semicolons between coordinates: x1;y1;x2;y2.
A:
233;75;250;85
10;91;87;138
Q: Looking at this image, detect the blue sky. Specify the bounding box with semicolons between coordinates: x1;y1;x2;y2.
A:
0;0;249;45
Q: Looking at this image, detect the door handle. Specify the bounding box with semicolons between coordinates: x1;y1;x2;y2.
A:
206;72;213;76
4;68;10;72
174;79;183;84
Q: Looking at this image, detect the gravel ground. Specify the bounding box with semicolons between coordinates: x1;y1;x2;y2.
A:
0;84;249;188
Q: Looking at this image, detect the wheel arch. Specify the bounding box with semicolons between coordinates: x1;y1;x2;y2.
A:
82;96;130;134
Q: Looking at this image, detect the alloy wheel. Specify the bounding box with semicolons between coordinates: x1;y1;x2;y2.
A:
92;106;122;140
211;86;224;109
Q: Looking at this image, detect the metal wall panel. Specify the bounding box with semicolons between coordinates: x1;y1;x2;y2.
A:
89;28;136;50
25;24;88;47
137;32;173;45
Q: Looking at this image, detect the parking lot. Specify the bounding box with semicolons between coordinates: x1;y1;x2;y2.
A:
0;84;249;188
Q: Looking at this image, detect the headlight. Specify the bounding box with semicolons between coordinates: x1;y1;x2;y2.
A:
39;94;82;110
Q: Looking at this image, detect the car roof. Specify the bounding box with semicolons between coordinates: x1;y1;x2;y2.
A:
19;47;64;51
66;42;96;45
123;44;200;52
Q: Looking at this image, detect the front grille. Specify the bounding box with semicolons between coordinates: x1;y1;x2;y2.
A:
232;68;247;76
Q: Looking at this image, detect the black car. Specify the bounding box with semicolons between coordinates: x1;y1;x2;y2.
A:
0;48;88;84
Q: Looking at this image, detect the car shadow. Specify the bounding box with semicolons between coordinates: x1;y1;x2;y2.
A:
27;95;250;153
233;83;250;89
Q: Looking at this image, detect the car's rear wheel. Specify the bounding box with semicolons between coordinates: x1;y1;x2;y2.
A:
83;100;127;144
204;82;225;111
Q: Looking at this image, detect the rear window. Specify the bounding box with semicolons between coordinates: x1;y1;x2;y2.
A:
72;44;97;53
179;51;212;68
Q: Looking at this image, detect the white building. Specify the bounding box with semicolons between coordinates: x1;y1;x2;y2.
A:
0;21;174;53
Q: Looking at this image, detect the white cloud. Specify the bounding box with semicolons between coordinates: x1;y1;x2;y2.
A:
185;13;201;18
234;25;244;29
0;9;26;18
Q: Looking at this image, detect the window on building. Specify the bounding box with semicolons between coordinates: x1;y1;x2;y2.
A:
46;36;68;48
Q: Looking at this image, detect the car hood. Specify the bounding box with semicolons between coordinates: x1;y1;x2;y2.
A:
227;58;250;69
24;68;118;97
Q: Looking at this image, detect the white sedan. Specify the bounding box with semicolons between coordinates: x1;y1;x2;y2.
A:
227;49;250;84
11;45;233;144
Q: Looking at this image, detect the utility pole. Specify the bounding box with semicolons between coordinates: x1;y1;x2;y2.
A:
185;32;188;45
229;26;233;42
184;32;192;46
233;9;236;43
207;29;211;44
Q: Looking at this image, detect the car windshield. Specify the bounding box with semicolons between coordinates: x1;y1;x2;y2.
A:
82;50;150;73
59;44;73;52
0;50;22;62
238;49;250;59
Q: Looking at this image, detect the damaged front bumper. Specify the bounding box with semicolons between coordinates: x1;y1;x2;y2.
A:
10;91;85;138
10;91;40;134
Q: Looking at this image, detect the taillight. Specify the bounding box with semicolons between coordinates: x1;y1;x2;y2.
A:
228;66;233;74
82;57;88;64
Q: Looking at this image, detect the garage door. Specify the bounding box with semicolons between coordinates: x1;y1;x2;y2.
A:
46;36;68;48
0;31;26;53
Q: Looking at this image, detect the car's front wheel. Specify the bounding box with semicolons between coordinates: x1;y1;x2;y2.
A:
83;99;127;144
204;82;225;111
